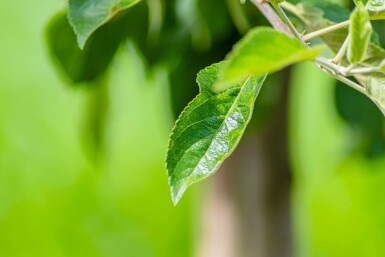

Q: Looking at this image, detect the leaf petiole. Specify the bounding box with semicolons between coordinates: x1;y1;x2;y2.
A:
343;66;383;75
254;0;370;98
303;21;350;41
332;36;350;64
280;1;301;18
270;2;305;44
316;59;366;94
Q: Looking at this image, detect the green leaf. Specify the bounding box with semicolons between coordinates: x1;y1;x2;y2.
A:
270;0;286;3
366;78;385;116
217;27;324;91
166;62;266;204
295;1;382;56
295;1;385;65
68;0;141;49
353;0;369;5
368;0;385;12
348;2;373;64
367;0;385;20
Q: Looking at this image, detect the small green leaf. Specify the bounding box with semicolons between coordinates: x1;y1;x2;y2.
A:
295;0;385;63
166;62;266;204
294;0;385;115
366;78;385;116
348;2;373;64
217;27;324;91
368;0;385;12
367;0;385;20
68;0;141;48
353;0;369;5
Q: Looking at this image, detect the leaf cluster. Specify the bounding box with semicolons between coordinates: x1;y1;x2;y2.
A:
48;0;385;204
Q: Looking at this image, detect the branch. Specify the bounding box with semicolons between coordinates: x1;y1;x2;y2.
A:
250;0;292;36
303;20;350;41
249;0;366;95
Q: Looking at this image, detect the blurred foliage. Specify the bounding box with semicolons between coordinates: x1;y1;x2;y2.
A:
0;1;193;256
335;82;385;158
46;4;149;84
290;62;385;257
46;0;240;117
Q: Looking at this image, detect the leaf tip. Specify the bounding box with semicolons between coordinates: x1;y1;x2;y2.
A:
170;183;188;206
76;35;87;50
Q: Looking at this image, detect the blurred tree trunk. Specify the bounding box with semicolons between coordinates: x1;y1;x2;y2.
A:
197;69;292;257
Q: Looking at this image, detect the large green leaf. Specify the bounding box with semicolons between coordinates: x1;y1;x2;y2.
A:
68;0;141;48
166;62;266;204
218;27;324;91
348;2;373;64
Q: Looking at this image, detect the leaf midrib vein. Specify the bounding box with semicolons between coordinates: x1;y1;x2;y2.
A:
180;78;251;182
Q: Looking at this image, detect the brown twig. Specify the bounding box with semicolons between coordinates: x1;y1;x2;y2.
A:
250;0;366;95
250;0;293;36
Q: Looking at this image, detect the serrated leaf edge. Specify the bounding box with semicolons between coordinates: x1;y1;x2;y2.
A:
166;74;266;205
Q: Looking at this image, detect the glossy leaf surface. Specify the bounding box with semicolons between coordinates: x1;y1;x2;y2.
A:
348;3;373;64
218;27;324;91
166;62;266;204
68;0;141;48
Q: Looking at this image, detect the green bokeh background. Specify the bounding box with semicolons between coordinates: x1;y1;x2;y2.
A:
290;63;385;257
0;1;193;256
